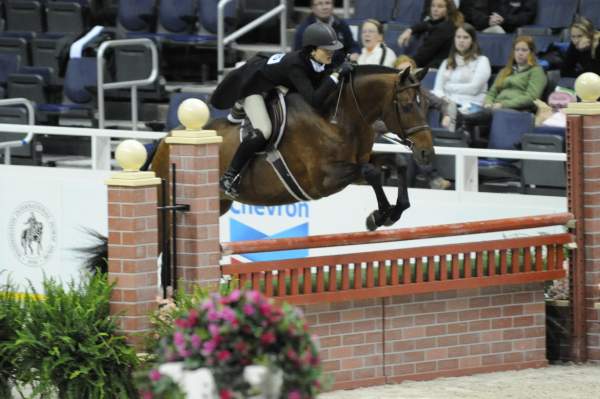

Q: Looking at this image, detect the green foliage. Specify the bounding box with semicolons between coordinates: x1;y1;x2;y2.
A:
3;274;140;398
0;273;25;398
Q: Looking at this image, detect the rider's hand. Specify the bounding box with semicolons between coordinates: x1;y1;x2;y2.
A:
336;61;355;78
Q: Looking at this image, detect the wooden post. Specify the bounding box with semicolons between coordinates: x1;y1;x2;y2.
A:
165;99;223;292
565;72;600;362
105;140;161;347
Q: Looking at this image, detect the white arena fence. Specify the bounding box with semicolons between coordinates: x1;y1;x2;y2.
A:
0;122;567;291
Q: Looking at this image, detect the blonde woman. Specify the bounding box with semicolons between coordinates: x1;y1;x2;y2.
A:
561;17;600;78
357;19;397;67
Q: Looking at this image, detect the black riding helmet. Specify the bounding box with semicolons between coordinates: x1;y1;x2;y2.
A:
302;22;343;51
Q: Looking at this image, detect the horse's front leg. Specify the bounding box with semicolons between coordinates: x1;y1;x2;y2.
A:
360;163;392;231
384;164;410;226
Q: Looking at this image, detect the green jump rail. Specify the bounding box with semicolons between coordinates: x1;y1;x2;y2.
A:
220;213;574;304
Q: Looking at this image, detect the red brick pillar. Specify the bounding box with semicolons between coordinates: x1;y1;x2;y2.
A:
165;99;223;292
106;141;161;347
565;75;600;362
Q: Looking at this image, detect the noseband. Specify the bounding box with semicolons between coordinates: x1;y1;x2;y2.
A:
345;73;429;150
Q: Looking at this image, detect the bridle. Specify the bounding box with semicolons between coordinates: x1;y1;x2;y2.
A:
338;72;429;150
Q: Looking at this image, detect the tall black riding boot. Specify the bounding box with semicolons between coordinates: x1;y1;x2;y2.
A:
220;129;267;198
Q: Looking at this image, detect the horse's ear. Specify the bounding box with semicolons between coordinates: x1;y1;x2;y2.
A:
414;67;429;82
398;66;411;82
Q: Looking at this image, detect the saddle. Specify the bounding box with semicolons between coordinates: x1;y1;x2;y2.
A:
238;87;314;201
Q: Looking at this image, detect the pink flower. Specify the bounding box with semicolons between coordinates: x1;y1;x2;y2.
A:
173;332;185;346
174;318;190;329
286;348;298;362
201;299;215;311
234;341;248;353
228;289;241;302
287;390;302;399
190;334;202;350
217;350;231;362
220;307;237;323
209;323;220;337
142;390;154;399
203;339;217;354
207;310;219;322
259;302;272;317
149;369;161;382
187;309;198;325
260;331;276;345
246;290;261;303
220;389;234;399
243;303;255;316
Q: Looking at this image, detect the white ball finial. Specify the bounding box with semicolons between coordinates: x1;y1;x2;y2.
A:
177;98;210;130
115;139;147;172
575;72;600;102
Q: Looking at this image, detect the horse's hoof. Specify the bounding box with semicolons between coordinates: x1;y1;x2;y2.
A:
366;211;381;231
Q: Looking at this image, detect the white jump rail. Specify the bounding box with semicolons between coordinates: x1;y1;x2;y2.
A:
373;142;566;193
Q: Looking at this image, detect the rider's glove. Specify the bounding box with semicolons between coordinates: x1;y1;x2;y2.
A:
336;61;355;78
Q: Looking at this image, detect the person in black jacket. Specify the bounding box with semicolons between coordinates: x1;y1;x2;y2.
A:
561;17;600;78
293;0;360;66
459;0;537;33
211;22;354;198
397;0;463;68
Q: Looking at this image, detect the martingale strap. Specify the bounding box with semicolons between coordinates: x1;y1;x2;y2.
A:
265;150;314;202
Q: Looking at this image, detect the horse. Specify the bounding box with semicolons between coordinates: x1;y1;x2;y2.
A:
82;65;434;275
152;65;434;231
21;215;43;255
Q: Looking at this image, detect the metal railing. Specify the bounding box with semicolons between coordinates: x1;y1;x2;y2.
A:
95;38;159;169
217;0;287;82
0;98;35;165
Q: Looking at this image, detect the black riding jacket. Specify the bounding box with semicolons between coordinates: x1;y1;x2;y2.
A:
210;50;337;111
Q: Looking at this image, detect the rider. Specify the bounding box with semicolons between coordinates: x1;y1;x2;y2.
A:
211;22;355;198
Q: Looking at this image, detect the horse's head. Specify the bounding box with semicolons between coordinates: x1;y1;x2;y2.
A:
381;67;434;166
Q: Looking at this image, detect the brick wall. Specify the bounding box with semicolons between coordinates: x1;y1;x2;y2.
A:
168;143;221;291
302;283;546;390
581;115;600;361
107;186;159;347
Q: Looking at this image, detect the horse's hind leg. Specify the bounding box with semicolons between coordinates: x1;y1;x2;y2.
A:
361;163;392;231
385;164;411;226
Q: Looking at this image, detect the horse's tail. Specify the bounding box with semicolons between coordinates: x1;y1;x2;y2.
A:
75;229;108;275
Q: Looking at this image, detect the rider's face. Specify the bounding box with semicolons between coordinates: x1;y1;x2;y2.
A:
312;47;334;64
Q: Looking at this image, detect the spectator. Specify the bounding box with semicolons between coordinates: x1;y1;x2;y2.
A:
293;0;359;66
357;19;397;67
421;0;461;21
560;17;600;78
397;0;464;68
432;23;491;125
391;55;452;190
461;36;547;143
459;0;536;33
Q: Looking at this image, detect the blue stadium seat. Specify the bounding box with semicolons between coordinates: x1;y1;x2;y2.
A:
479;109;534;180
4;0;44;35
421;69;436;90
477;33;515;68
557;77;575;90
118;0;157;33
354;0;395;22
391;0;425;25
0;53;21;88
197;0;237;34
580;0;600;28
530;0;577;30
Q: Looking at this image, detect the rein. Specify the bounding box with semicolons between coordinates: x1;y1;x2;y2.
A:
333;71;429;150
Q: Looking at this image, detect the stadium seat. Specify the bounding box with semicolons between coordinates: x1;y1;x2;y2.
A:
477;33;515;69
479;109;534;180
4;0;44;35
197;0;237;35
0;36;30;65
0;53;21;90
46;1;85;35
520;133;565;195
353;0;395;23
431;127;469;181
421;69;436;91
391;0;425;26
117;0;157;33
580;0;600;28
528;0;577;31
557;77;575;90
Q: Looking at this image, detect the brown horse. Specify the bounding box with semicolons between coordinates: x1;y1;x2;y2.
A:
152;65;434;231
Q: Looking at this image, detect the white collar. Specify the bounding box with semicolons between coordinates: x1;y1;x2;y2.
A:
310;58;325;72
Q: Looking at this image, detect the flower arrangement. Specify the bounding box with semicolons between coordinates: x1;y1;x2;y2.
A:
142;289;323;399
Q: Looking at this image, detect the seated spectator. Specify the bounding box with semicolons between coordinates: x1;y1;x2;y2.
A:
461;35;547;143
293;0;360;66
397;0;464;68
560;17;600;78
391;55;452;190
432;23;491;123
422;0;461;20
357;19;397;67
460;0;536;33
